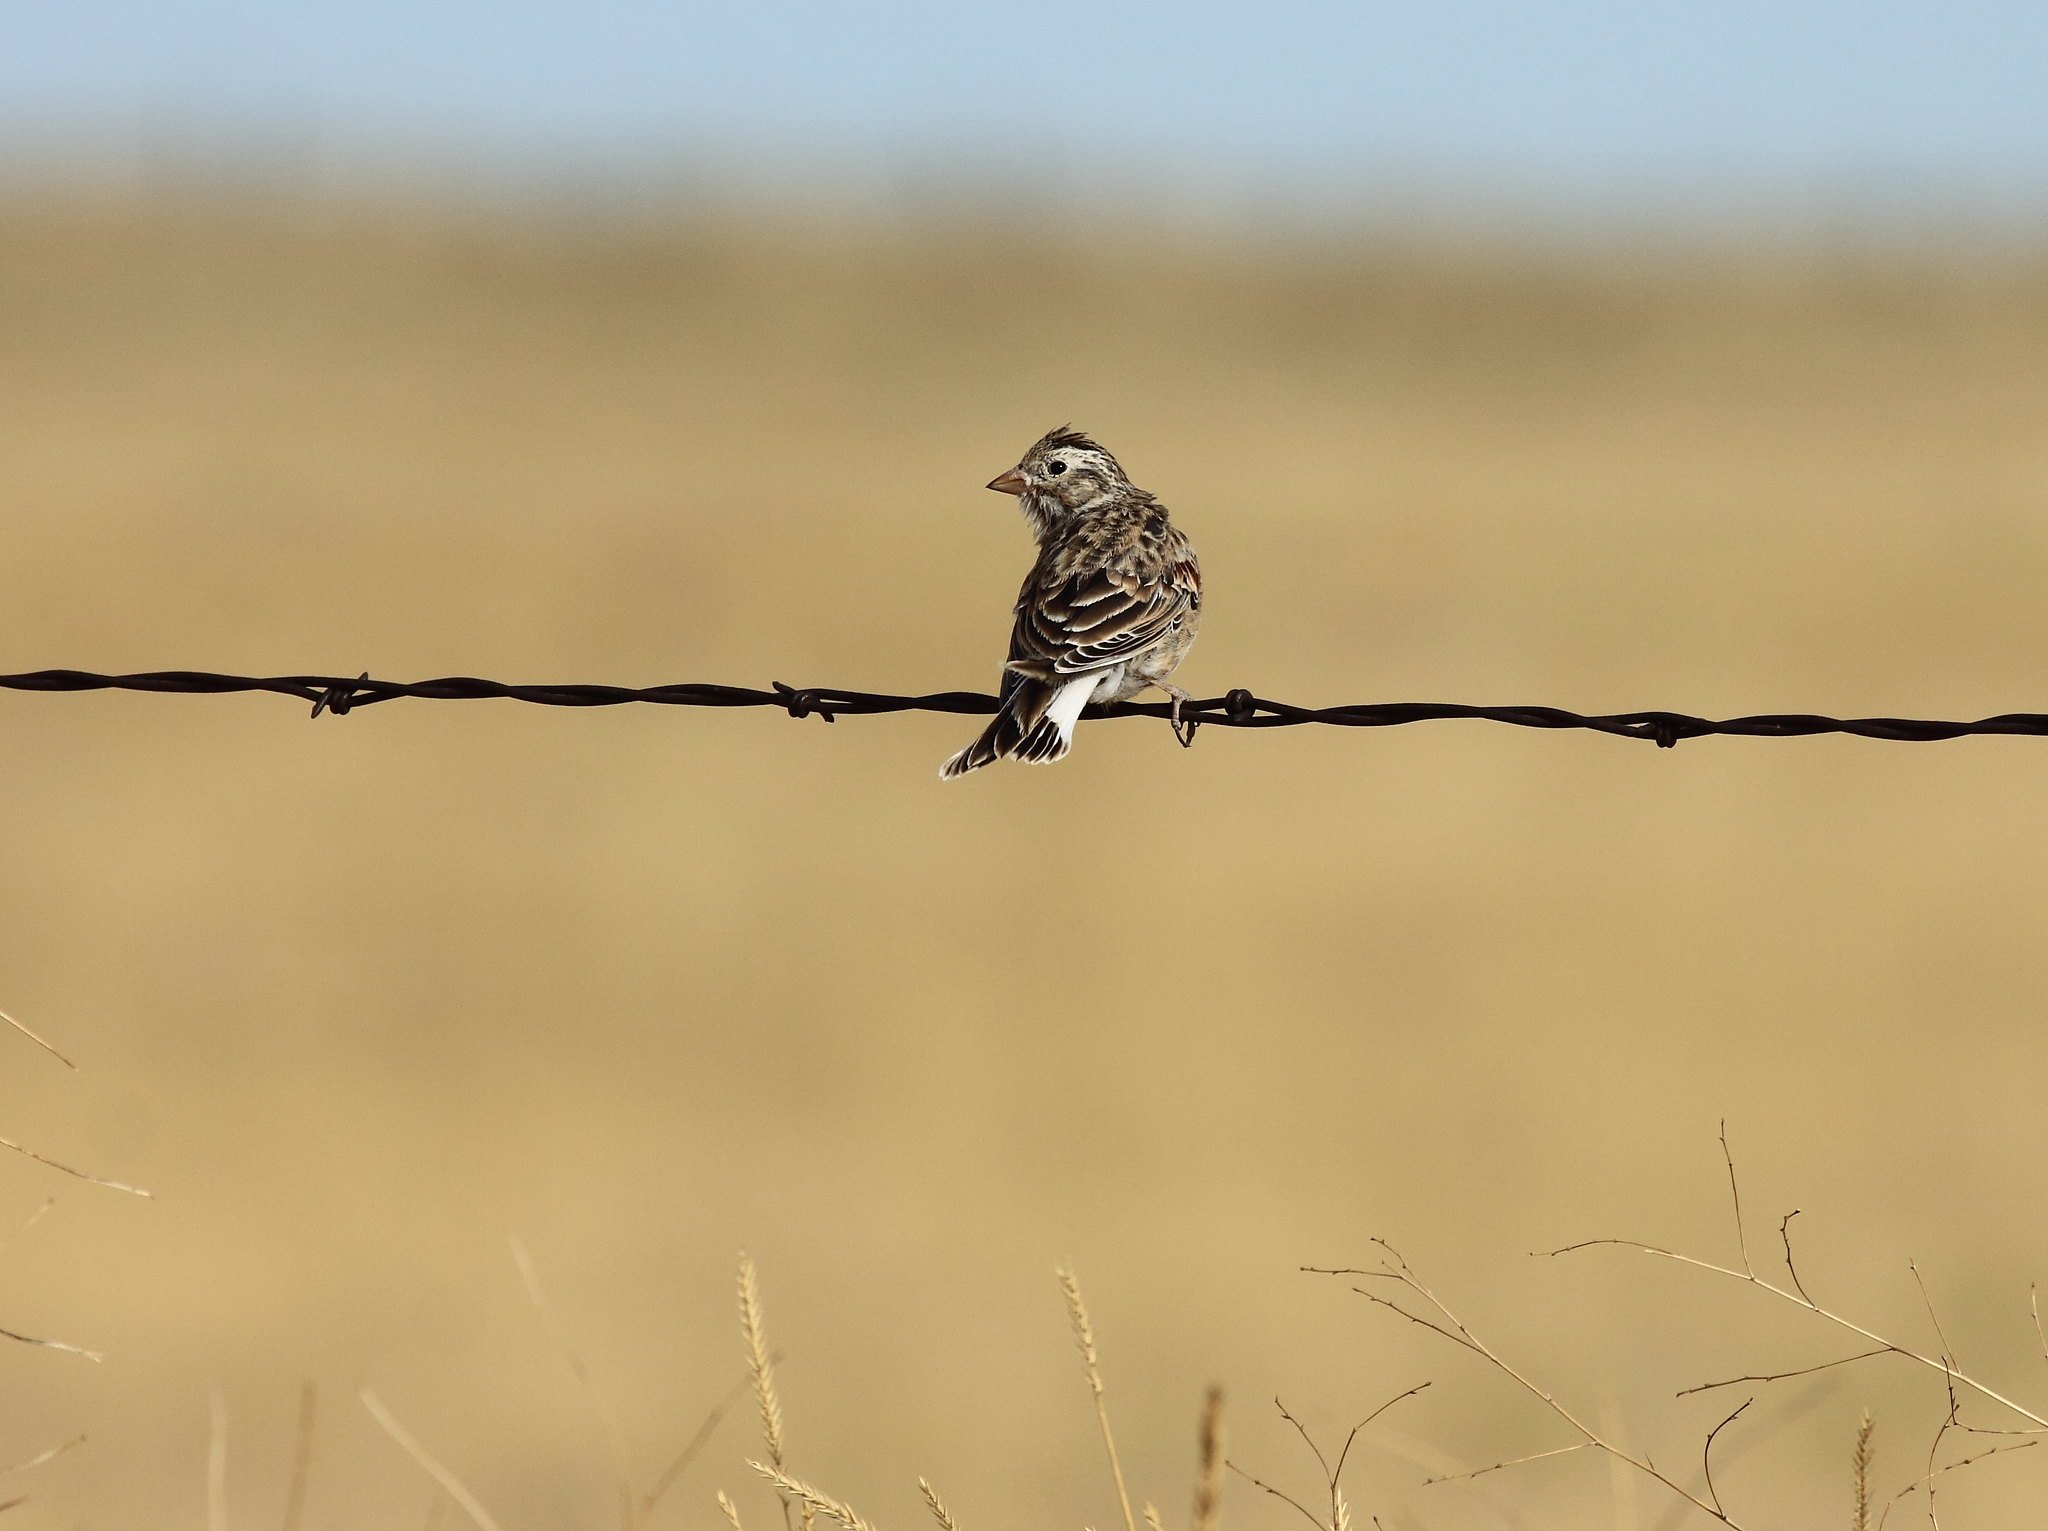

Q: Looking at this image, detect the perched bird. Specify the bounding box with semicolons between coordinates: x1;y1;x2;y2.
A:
941;427;1202;779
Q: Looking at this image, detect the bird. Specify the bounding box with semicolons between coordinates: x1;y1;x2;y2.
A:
941;427;1202;779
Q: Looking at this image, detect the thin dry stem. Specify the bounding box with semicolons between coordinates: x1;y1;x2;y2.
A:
360;1389;506;1531
1192;1388;1225;1531
1058;1267;1138;1531
1719;1122;1753;1278
1142;1504;1165;1531
280;1382;316;1531
918;1478;959;1531
0;1436;83;1479
1700;1398;1752;1516
1909;1264;1962;1378
719;1491;748;1531
0;1199;53;1252
1853;1412;1874;1531
750;1462;880;1531
1779;1211;1814;1305
512;1238;639;1531
1224;1461;1326;1531
1422;1442;1590;1486
0;1135;150;1197
0;1008;74;1070
1275;1399;1331;1483
1678;1348;1894;1398
0;1321;100;1362
1924;1373;1958;1531
208;1388;228;1531
640;1368;754;1521
1337;1383;1431;1484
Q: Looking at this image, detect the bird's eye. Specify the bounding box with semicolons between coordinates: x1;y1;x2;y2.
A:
1047;460;1067;475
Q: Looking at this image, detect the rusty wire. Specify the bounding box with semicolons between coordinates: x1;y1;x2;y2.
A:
0;668;2044;748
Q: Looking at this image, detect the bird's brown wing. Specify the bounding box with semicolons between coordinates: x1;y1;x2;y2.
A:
1007;532;1200;679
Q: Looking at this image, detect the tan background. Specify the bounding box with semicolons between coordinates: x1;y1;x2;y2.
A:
2;196;2047;1528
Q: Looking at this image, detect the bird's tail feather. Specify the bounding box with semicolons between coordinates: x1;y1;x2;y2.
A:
1010;712;1070;764
939;675;1093;779
940;679;1048;779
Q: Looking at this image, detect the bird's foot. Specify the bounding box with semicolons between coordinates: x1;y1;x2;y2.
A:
1158;683;1198;748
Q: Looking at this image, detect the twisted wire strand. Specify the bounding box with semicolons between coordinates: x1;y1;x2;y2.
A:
1;668;2044;748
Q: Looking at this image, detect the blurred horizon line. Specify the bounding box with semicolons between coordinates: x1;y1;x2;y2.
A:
6;126;2048;251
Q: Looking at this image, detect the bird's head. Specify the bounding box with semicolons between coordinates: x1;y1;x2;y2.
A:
987;426;1130;534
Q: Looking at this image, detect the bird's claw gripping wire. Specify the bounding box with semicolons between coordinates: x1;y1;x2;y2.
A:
1160;684;1198;748
1169;686;1260;748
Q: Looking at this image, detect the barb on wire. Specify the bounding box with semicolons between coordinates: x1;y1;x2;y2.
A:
2;670;2047;748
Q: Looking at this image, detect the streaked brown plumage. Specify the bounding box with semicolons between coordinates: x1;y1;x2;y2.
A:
941;427;1202;778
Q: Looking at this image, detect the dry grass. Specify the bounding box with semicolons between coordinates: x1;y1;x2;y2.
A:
17;1157;2046;1528
740;1251;803;1531
512;1237;641;1528
715;1177;2048;1531
361;1388;507;1531
1308;1132;2048;1528
1;1008;144;1366
1060;1268;1139;1531
1190;1390;1224;1531
0;1006;125;1512
349;1243;755;1530
715;1175;2041;1531
2;1008;75;1071
1852;1411;1874;1531
748;1464;881;1531
734;1259;1228;1531
917;1475;960;1531
3;191;2048;1525
280;1382;318;1531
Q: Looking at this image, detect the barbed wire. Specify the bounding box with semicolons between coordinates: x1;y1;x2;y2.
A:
1;668;2045;748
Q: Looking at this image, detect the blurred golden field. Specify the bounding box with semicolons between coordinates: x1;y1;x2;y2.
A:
3;191;2048;1529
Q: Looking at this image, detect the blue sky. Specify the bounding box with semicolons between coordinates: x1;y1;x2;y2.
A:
9;4;2047;215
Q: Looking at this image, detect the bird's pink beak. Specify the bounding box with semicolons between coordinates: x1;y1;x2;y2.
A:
986;467;1029;496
